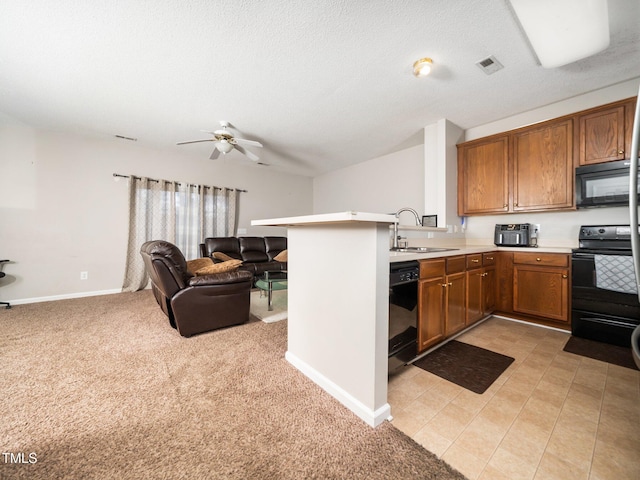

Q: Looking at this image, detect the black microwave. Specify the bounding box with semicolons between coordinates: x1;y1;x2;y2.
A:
575;159;640;208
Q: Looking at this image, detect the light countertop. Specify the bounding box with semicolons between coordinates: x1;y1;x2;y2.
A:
389;245;573;262
252;211;396;226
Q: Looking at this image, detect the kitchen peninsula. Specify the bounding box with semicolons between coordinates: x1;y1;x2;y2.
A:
252;212;395;427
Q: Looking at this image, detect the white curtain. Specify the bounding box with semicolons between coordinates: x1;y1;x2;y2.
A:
122;176;239;292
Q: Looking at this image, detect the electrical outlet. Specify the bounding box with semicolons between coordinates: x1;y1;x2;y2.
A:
80;271;88;280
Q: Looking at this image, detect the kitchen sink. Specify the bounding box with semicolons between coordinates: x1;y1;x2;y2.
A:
390;247;459;253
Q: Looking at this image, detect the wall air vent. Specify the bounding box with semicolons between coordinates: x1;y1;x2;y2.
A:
475;55;504;75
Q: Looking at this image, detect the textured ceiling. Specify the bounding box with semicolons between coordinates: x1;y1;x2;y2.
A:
0;0;638;176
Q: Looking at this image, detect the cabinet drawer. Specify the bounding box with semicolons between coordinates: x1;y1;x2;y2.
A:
513;252;569;267
420;259;445;279
482;252;497;266
466;254;483;270
447;255;467;274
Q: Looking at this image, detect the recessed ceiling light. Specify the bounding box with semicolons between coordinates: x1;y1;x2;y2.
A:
413;57;433;77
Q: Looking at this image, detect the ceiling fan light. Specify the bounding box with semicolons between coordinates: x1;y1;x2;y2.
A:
215;139;234;154
413;58;433;77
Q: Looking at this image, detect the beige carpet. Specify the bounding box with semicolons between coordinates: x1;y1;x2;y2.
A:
0;291;465;480
250;289;287;323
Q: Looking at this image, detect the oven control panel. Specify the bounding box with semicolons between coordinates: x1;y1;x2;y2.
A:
579;225;637;240
577;225;640;251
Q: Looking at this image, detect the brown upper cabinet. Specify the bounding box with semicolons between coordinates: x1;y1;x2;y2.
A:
512;118;573;212
457;117;573;215
457;135;510;215
458;96;638;216
578;97;637;165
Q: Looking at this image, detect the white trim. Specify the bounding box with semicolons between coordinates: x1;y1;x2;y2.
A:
285;351;391;428
6;289;122;306
492;314;570;333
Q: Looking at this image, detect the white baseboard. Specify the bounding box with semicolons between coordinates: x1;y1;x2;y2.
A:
6;289;122;306
492;314;571;333
285;351;391;428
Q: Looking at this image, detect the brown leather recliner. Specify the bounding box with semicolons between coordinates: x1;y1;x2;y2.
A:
140;240;253;337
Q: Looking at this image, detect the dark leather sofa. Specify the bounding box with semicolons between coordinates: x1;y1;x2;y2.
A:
199;236;287;277
140;240;253;337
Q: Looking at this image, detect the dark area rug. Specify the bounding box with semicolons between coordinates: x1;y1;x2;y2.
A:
563;336;638;370
412;340;514;394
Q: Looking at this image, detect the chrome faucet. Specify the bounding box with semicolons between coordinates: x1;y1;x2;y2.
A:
392;207;421;249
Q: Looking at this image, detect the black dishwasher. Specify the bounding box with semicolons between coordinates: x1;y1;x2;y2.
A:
389;261;419;374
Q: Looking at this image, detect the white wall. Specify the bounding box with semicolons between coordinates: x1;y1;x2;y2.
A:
0;115;313;303
312;144;424;222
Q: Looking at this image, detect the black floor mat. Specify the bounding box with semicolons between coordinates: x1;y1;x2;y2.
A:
563;336;638;370
412;340;515;394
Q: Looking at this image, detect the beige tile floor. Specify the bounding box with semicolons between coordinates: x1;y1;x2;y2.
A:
389;317;640;480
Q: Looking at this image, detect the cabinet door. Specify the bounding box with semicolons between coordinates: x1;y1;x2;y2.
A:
579;105;625;165
513;265;569;322
466;269;484;326
512;119;574;211
445;272;466;336
457;136;509;215
482;266;496;315
418;277;445;351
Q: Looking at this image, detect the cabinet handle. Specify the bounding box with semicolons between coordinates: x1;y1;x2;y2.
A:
439;283;447;288
562;274;568;279
515;203;519;207
618;150;624;155
448;282;453;286
503;204;508;208
536;257;542;261
486;256;494;260
471;259;480;263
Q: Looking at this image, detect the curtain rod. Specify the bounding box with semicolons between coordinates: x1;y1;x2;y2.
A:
112;173;247;193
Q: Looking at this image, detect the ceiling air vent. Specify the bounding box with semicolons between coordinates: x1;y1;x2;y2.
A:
476;55;504;75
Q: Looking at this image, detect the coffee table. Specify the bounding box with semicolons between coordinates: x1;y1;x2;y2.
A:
255;270;287;311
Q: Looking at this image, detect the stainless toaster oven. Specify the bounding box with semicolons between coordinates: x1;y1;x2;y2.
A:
494;224;538;247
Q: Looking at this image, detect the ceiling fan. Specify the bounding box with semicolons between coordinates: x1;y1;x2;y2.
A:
177;121;263;161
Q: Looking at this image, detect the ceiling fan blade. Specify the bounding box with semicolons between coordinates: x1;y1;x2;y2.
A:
177;139;213;145
234;137;263;148
209;148;221;160
234;144;259;161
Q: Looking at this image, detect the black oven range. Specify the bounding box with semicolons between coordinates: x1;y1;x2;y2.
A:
572;225;640;347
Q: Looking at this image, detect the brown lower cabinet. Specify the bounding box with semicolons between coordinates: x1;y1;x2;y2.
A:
467;253;496;325
418;253;496;353
494;251;571;327
417;250;570;353
512;252;570;323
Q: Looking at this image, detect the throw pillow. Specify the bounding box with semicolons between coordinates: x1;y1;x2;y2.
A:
196;259;243;275
186;257;214;275
274;249;288;262
212;251;236;262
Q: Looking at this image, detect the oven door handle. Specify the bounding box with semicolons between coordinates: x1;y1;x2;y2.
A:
630;83;640;302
